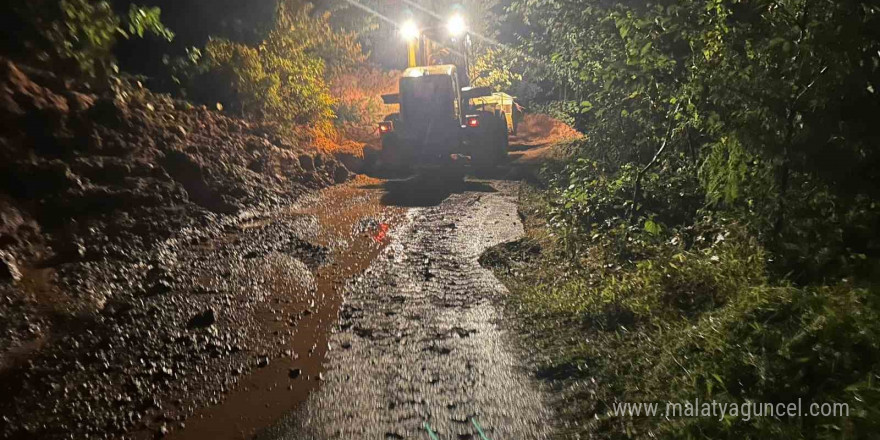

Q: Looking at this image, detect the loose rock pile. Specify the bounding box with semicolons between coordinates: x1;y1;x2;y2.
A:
0;58;347;438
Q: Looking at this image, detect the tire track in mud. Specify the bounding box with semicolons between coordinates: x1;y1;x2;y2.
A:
166;179;404;440
260;180;553;440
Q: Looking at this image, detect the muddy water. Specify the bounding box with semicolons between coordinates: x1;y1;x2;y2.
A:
168;177;403;440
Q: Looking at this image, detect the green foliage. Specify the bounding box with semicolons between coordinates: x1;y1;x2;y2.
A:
495;195;880;438
7;0;173;79
471;47;521;92
201;39;268;113
199;35;333;131
190;1;374;133
639;283;880;438
124;4;174;41
49;0;121;77
471;47;542;101
274;1;367;79
495;3;880;435
188;1;371;133
547;154;703;257
508;0;880;283
530;100;577;127
329;68;398;127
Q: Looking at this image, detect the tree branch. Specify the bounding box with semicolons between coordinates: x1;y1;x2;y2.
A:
628;102;681;225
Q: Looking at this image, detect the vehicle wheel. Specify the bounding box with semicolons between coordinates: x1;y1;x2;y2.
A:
473;130;496;167
380;132;398;158
380;133;411;171
473;122;506;168
497;113;510;161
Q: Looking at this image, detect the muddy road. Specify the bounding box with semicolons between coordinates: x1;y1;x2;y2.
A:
256;177;553;440
172;174;553;440
0;56;567;439
2;172;553;440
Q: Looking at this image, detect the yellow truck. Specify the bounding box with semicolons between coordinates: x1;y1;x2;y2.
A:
470;92;523;135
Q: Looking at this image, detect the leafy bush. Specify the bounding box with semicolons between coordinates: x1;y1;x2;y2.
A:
328;67;399;154
199;36;333;130
470;47;542;102
280;2;366;78
330;68;397;126
547;155;703;258
639;284;880;438
530;101;578;127
508;0;880;280
495;197;880;438
2;0;173;79
189;1;369;135
490;0;880;438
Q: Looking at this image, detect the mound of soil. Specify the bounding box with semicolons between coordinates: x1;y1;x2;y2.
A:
509;113;582;149
0;58;349;438
0;56;347;287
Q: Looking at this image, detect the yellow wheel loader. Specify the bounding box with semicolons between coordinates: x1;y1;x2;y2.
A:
378;65;509;171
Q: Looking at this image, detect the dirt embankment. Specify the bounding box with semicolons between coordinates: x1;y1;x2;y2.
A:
510;113;582;148
507;113;582;167
0;58;350;438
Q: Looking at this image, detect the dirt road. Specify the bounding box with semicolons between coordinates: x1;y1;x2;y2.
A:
1;171;553;439
1;59;564;439
257;176;553;439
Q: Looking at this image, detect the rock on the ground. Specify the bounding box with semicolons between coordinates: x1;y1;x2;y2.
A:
187;308;216;329
0;250;22;282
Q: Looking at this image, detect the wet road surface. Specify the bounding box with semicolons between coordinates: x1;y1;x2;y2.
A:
258;177;553;439
165;178;405;440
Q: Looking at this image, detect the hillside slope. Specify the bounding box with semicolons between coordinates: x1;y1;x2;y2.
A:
0;59;349;438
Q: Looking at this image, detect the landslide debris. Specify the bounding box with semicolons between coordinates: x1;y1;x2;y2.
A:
0;58;347;439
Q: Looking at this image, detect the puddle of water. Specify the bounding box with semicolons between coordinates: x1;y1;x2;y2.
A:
168;177;403;440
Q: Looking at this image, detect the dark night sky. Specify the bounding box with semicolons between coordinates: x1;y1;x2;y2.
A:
113;0;506;74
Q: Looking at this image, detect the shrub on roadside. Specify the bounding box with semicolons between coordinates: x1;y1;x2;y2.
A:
493;188;880;439
187;1;370;139
530;101;578;128
1;0;173;80
197;35;334;132
644;283;880;438
327;67;400;156
546;155;703;259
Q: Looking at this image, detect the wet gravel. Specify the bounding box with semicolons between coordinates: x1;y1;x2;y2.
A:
1;176;554;440
259;179;553;439
0;59;352;440
0;210;326;439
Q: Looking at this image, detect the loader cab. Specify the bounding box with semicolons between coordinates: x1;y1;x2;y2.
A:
378;64;506;169
398;65;462;127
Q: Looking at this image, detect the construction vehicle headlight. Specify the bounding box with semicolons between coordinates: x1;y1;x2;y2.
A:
447;14;466;37
379;121;394;134
400;20;420;40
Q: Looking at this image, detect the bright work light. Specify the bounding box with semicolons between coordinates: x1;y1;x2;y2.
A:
447;14;466;37
400;20;420;40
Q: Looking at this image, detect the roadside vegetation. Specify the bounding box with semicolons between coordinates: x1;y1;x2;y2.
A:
2;0;383;151
190;1;365;139
483;0;880;438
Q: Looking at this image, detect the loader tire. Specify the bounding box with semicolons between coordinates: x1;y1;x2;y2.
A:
496;113;510;161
